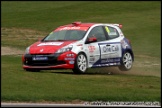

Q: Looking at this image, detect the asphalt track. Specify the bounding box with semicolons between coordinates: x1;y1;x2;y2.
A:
1;102;161;107
1;103;84;107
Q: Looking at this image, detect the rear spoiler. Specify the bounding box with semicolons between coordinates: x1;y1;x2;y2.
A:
112;24;122;28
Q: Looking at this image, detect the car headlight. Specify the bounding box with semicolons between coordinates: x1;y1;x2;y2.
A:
25;47;30;54
56;45;73;53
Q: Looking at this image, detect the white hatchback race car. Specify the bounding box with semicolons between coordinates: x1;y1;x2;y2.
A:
22;22;134;74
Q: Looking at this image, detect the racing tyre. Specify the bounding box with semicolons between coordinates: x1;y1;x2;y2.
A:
118;52;133;71
72;53;87;74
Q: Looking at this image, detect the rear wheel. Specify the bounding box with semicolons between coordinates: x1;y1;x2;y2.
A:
72;53;87;74
119;52;133;71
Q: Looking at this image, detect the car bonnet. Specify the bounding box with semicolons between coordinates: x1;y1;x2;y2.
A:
29;41;77;54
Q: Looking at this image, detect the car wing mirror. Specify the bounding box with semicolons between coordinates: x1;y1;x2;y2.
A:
86;37;97;44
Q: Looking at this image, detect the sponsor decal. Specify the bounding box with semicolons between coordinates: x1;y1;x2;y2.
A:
103;45;119;53
88;46;96;53
121;40;128;49
32;56;48;61
89;57;95;61
101;58;120;63
60;27;80;31
99;43;121;59
66;54;74;57
65;58;75;60
37;42;63;46
55;27;89;32
92;62;120;68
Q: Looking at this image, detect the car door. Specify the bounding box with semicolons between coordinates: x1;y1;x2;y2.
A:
98;26;122;66
85;25;108;67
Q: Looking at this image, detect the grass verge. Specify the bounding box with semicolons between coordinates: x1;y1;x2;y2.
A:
1;55;161;102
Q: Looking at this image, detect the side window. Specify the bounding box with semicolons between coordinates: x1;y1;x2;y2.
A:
105;26;119;39
88;26;106;42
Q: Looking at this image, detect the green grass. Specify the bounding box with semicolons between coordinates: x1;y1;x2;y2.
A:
1;55;161;102
1;1;161;57
1;1;161;103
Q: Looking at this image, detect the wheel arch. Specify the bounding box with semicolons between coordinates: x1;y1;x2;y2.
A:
72;51;88;74
122;49;134;61
77;51;88;59
119;48;134;71
77;51;89;65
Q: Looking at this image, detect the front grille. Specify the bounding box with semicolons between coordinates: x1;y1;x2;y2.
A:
24;54;66;66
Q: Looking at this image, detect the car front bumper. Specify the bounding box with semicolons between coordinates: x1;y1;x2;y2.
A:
22;51;77;70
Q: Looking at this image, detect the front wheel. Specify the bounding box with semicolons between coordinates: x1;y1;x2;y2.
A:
72;53;87;74
118;52;133;71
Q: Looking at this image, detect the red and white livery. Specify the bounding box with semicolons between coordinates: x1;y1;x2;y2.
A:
22;22;134;74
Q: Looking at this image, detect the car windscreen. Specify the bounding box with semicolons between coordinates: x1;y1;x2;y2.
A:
43;30;87;41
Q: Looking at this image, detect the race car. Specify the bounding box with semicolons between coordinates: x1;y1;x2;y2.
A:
22;22;134;74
